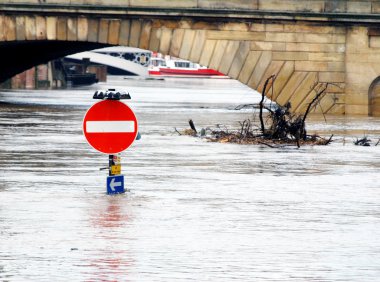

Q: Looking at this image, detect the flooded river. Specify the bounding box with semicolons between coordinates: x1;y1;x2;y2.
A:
0;76;380;281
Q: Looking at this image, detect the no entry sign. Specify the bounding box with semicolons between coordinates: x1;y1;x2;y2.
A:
83;100;138;154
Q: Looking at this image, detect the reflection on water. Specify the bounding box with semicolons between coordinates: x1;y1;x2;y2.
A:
0;76;380;281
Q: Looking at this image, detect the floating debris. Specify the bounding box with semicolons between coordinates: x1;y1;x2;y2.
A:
354;137;380;146
176;75;334;148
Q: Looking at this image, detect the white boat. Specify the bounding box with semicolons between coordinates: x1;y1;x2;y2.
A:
148;54;228;78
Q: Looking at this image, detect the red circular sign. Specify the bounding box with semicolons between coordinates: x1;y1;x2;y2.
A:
83;100;138;154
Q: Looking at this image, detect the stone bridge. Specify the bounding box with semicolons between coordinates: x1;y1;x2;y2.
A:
2;0;380;115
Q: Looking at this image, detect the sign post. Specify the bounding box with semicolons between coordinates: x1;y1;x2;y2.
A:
83;89;138;195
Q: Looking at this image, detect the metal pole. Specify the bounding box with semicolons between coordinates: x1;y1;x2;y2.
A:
108;154;114;176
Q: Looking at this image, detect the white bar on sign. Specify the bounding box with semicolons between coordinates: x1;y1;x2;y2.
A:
86;121;135;133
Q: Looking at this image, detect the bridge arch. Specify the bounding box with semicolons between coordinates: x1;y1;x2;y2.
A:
369;76;380;116
0;8;378;116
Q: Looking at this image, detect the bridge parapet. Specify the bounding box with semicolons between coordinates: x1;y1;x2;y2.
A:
2;0;380;20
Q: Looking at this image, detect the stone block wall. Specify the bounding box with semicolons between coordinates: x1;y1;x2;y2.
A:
144;20;347;114
2;3;380;115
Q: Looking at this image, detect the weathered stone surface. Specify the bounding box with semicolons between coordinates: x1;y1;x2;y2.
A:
270;60;294;100
139;21;152;49
207;30;265;41
170;29;185;57
81;0;111;4
319;72;345;83
345;92;370;105
81;0;127;4
295;61;344;72
98;19;109;44
326;83;345;94
16;16;26;41
238;51;261;84
327;103;345;115
347;2;371;13
284;23;346;34
258;0;324;12
250;23;265;32
189;30;206;63
57;17;67;41
345;26;368;53
228;41;250;79
156;20;179;29
219;40;240;75
325;1;347;13
272;51;308;61
67;18;77;41
276;72;308;106
345;53;369;63
108;19;121;45
303;33;345;44
199;39;216;67
193;21;220;31
289;72;318;112
0;16;5;41
369;36;380;48
179;20;193;29
266;32;298;43
119;20;130;46
373;3;380;13
369;82;380;113
149;28;161;52
346;104;369;115
25;16;36;40
251;41;286;51
198;0;258;9
221;23;249;32
308;52;345;62
5;16;16;41
179;29;196;60
77;17;88;41
87;18;99;42
129;20;142;47
130;0;197;8
247;50;272;90
209;40;228;70
257;60;284;94
36;16;47;40
370;84;380;116
286;42;345;52
345;26;372;114
266;24;284;32
159;28;172;55
310;94;335;114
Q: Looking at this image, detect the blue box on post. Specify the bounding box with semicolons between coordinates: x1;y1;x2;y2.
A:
107;175;125;194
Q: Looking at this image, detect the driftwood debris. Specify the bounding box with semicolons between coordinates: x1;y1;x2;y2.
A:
354;137;380;146
176;75;335;148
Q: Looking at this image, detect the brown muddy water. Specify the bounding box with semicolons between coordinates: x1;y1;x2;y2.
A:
0;76;380;281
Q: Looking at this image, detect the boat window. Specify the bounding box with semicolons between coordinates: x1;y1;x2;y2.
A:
174;61;190;68
152;59;166;67
109;52;121;57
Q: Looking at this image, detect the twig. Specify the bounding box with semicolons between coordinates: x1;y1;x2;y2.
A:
323;134;334;145
257;140;278;148
174;127;182;135
235;104;259;110
300;83;328;139
302;83;328;125
259;75;275;134
189;119;197;133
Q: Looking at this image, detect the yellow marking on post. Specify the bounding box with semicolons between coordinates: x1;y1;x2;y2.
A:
111;164;121;175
